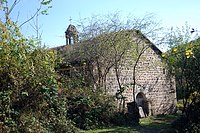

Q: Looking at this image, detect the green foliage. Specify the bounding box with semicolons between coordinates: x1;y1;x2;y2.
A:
163;28;200;132
41;0;52;5
66;87;116;130
172;99;200;133
40;0;53;15
0;16;78;132
55;61;118;130
1;3;124;132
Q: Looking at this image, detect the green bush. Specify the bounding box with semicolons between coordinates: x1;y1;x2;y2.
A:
65;87;116;130
172;97;200;131
0;18;78;132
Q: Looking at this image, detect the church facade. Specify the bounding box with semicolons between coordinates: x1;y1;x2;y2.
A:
53;24;177;117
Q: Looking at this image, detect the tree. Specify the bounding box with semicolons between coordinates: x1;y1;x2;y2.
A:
0;1;79;132
163;26;200;132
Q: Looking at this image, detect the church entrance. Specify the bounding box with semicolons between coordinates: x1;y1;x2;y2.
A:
136;92;149;117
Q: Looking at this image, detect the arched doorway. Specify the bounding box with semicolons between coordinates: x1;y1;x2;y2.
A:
136;92;149;117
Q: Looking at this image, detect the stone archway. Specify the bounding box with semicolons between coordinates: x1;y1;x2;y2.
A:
136;92;149;117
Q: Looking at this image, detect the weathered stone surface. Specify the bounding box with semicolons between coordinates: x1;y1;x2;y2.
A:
106;41;177;116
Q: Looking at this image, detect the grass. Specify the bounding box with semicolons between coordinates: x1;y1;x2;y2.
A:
138;114;178;132
82;114;179;133
83;126;140;133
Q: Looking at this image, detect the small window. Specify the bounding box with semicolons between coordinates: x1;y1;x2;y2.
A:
163;68;166;74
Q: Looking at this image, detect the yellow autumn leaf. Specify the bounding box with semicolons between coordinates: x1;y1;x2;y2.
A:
161;53;165;58
187;49;192;53
173;48;177;52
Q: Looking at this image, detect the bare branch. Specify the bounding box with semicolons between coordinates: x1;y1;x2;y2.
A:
8;0;20;15
19;5;41;28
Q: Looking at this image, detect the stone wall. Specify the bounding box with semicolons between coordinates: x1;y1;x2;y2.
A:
106;43;177;116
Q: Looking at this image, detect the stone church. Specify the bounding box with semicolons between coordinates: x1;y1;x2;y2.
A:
53;24;177;117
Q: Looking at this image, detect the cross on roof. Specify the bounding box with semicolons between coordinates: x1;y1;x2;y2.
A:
69;17;72;24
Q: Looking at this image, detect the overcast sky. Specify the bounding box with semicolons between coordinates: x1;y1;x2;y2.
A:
9;0;200;48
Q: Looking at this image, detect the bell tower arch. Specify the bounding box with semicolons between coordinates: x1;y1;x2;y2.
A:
65;24;78;45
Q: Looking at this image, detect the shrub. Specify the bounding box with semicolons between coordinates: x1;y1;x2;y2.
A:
65;87;116;130
172;99;200;133
0;18;78;132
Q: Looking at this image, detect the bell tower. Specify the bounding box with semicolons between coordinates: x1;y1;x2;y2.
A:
65;24;78;45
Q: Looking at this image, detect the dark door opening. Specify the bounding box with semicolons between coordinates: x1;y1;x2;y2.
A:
136;92;149;117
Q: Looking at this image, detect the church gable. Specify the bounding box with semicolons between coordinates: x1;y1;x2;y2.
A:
106;41;176;115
